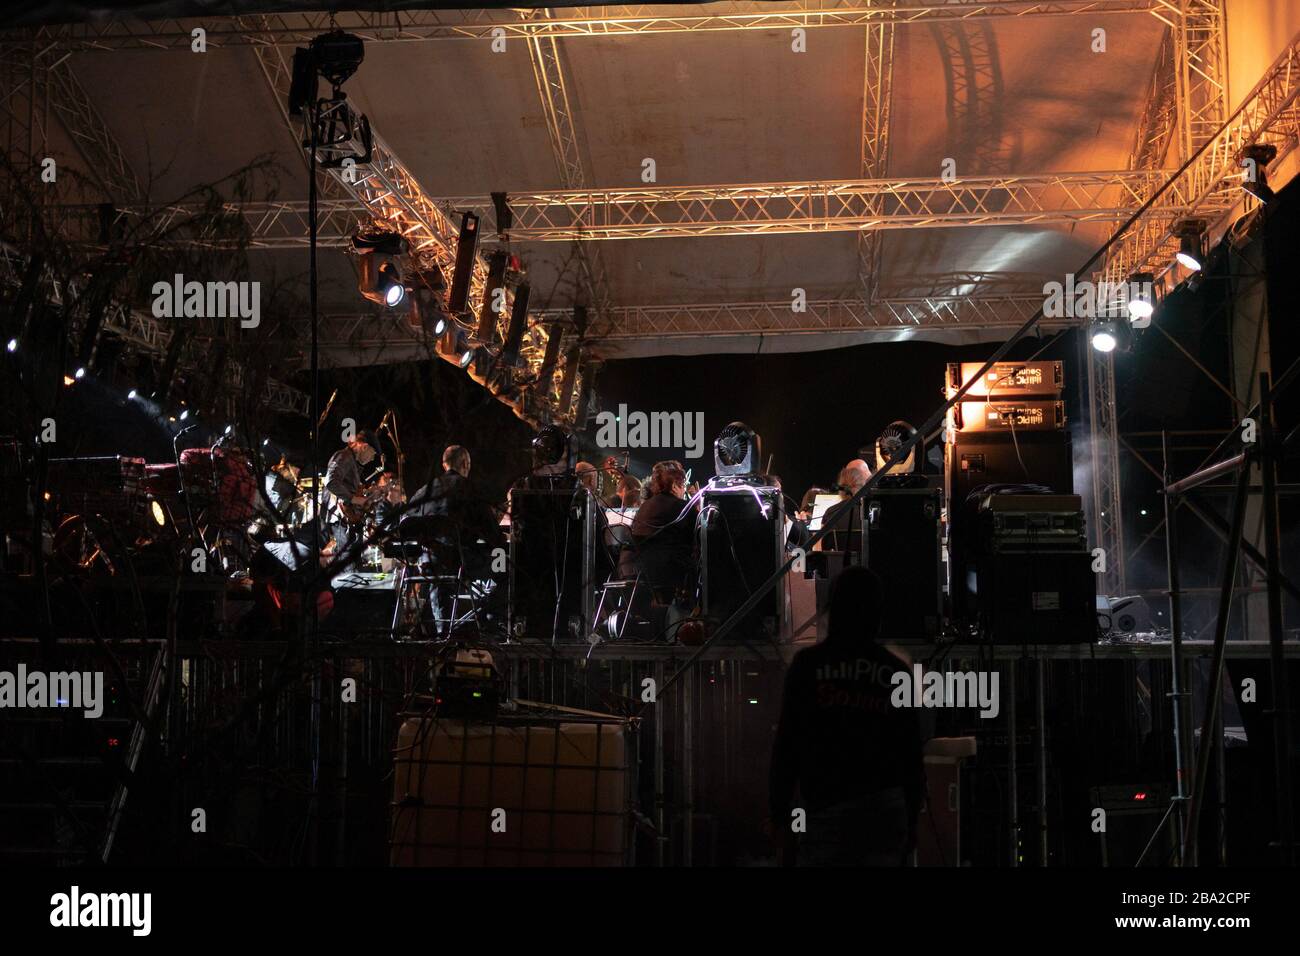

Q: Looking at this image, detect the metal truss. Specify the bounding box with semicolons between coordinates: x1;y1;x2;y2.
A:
43;56;142;202
452;170;1180;240
579;294;1056;340
1172;0;1228;164
10;3;1162;52
0;44;140;204
92;299;310;416
1129;25;1179;171
0;248;309;415
524;6;613;346
240;19;491;305
857;21;894;303
1086;339;1127;595
70;170;1181;247
1099;32;1300;287
1085;21;1297;599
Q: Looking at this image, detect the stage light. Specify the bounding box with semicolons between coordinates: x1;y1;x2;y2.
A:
5;338;15;353
127;389;138;400
1239;143;1278;204
383;274;405;308
458;345;474;368
434;316;447;336
62;375;74;387
74;367;86;379
262;438;270;447
150;498;167;527
1174;221;1205;272
179;409;189;421
714;421;763;477
224;425;234;436
1127;273;1155;320
354;230;407;308
1091;323;1118;353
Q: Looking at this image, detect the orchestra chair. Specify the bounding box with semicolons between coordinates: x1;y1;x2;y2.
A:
388;515;484;640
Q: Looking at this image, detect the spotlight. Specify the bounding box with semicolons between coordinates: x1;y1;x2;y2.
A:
458;345;474;368
308;29;365;92
1174;220;1206;272
1090;316;1132;354
224;425;234;436
74;367;86;379
383;276;405;308
1091;326;1118;353
179;409;189;421
62;375;74;387
714;422;763;477
5;338;16;353
1239;143;1277;204
1127;272;1156;321
262;438;270;447
406;266;450;335
127;389;138;400
150;498;167;528
353;230;407;308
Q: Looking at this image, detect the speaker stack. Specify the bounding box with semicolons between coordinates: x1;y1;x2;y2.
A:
943;361;1092;640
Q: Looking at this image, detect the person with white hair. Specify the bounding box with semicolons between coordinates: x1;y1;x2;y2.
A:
822;458;872;554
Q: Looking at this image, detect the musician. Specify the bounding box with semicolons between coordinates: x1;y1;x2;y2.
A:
614;473;642;511
770;475;810;551
408;445;500;550
630;460;696;602
821;459;871;556
324;430;378;564
575;460;599;495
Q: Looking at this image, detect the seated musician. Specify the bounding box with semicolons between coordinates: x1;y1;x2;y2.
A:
603;472;643;579
770;475;811;551
408;445;502;557
821;459;871;557
630;460;696;602
323;430;378;566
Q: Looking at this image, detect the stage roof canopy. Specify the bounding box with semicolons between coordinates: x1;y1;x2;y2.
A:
3;2;1289;362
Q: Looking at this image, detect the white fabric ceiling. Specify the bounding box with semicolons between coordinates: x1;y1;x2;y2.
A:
62;6;1168;357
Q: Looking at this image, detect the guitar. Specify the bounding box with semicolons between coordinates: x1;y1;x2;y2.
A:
335;480;387;527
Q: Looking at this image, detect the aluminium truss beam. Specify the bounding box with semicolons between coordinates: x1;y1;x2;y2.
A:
857;20;895;303
59;170;1180;247
372;170;1182;240
11;3;1163;52
0;248;309;415
524;6;613;345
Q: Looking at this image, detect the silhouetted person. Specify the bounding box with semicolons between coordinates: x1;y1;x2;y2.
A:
769;566;923;865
